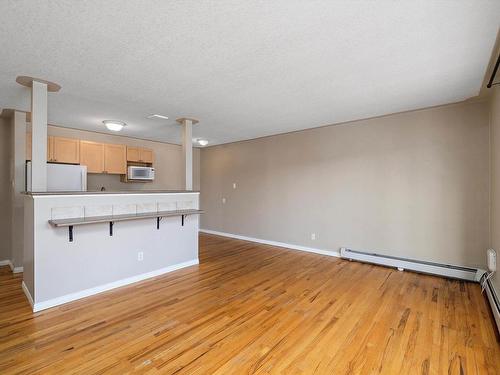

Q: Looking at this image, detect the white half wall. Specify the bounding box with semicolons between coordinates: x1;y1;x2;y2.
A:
24;192;200;309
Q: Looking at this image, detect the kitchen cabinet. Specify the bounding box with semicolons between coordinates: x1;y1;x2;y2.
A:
126;147;140;162
26;134;147;175
53;137;79;164
79;141;104;173
140;148;154;163
104;144;127;174
127;147;154;163
80;141;126;174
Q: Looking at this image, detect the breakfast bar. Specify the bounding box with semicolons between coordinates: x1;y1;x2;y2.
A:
23;190;201;312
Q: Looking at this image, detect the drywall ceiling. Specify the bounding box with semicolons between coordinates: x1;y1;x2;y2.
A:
0;1;498;145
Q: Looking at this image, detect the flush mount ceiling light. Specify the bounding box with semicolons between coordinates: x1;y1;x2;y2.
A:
147;114;169;120
103;120;126;132
197;139;209;146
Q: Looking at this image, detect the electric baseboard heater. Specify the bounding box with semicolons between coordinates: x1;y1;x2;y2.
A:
340;247;485;282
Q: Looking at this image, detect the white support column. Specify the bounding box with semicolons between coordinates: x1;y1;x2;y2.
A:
177;117;199;191
16;76;60;192
182;120;193;190
31;80;48;191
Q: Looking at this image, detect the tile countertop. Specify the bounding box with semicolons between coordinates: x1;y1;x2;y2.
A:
24;190;200;196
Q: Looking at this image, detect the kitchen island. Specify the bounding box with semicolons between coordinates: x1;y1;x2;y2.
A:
23;190;201;311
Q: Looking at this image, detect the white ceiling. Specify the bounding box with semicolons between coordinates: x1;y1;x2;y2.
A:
0;1;499;145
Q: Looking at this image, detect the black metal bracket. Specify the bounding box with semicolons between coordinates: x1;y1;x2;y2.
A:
181;215;185;226
156;217;162;230
69;225;73;242
110;221;114;236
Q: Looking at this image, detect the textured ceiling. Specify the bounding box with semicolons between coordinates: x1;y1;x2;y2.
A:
0;1;499;145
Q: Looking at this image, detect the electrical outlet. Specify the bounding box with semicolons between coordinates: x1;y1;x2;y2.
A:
311;233;316;241
138;251;144;261
233;183;237;189
222;197;226;204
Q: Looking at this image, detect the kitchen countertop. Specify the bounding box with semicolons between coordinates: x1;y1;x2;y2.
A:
24;190;200;196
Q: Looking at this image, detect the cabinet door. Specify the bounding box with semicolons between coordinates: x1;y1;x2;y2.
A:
80;141;104;173
104;144;126;174
140;148;154;163
48;136;55;161
53;137;79;164
126;147;141;162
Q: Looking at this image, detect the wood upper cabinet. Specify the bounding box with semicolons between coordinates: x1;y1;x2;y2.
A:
79;141;104;173
127;146;153;163
126;147;141;162
140;148;154;163
26;134;138;176
104;144;127;174
80;142;126;174
53;137;79;164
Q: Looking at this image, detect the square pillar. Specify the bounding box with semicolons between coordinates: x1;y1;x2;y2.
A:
177;117;199;191
30;80;48;191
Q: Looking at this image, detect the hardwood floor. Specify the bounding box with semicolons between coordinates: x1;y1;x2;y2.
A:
0;233;499;374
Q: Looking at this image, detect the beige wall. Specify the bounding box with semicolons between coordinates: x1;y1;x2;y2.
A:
0;117;12;261
46;126;200;191
11;112;26;269
490;86;500;291
201;100;490;269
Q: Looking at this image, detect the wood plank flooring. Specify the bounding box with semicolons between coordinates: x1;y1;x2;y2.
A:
0;233;499;374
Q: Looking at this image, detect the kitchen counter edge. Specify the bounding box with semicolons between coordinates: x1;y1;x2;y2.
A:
23;190;200;196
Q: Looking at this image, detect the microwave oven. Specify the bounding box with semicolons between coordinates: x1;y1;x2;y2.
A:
127;166;155;180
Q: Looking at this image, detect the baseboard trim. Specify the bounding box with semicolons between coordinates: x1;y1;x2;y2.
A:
200;229;340;257
0;260;23;273
22;281;34;309
32;258;199;312
484;278;500;334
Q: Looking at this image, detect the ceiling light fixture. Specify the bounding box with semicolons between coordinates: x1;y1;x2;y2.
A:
103;120;126;132
197;139;209;146
147;114;169;120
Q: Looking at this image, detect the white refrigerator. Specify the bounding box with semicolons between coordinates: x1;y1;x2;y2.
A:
26;162;87;191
